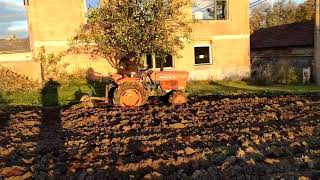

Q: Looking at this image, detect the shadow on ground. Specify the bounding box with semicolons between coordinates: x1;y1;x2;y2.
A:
0;93;9;133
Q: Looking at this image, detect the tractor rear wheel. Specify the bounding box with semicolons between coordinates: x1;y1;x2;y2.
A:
113;82;148;107
169;91;187;105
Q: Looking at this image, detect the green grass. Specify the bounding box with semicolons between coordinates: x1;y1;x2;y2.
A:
1;79;320;107
188;81;320;96
0;79;100;107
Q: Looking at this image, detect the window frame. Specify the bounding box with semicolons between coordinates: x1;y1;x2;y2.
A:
194;44;213;66
192;0;229;21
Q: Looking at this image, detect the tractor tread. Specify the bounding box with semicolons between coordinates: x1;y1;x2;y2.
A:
113;82;148;107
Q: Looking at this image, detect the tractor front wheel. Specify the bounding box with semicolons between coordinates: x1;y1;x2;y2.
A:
113;82;148;107
169;91;187;105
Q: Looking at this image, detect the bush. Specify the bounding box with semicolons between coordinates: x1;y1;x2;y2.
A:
35;46;69;81
35;47;90;82
251;59;300;85
0;66;40;93
251;63;274;85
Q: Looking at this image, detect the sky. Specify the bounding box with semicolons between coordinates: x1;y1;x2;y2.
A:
0;0;306;39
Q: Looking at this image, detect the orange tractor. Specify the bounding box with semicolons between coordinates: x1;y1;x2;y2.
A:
81;69;189;107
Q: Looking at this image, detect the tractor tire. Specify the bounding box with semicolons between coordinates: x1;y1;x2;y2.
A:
169;91;187;105
113;82;148;107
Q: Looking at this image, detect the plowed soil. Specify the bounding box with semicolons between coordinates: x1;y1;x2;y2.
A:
0;95;320;179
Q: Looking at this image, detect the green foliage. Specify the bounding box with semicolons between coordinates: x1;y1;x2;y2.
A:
35;46;69;81
250;0;315;32
0;79;92;106
0;66;40;93
71;0;192;69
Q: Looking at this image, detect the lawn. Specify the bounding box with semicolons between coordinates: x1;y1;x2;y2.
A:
0;79;320;106
188;81;320;96
0;79;93;107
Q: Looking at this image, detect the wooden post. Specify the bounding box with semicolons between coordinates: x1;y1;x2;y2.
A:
315;0;320;85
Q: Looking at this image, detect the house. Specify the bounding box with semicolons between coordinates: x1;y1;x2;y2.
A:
251;21;314;76
17;0;250;80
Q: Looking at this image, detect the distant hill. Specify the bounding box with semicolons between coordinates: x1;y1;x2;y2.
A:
0;39;31;54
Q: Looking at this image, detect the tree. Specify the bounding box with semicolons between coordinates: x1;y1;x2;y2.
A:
71;0;192;70
12;34;17;41
267;0;298;27
295;0;315;21
250;0;316;32
250;3;272;32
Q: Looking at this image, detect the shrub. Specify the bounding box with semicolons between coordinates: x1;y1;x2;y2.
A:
251;64;274;85
251;59;300;85
0;66;40;93
35;46;69;81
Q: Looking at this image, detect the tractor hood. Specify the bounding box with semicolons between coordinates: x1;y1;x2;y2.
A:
150;71;189;90
150;71;189;82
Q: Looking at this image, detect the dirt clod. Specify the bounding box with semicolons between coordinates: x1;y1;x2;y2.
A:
169;123;185;129
184;147;196;155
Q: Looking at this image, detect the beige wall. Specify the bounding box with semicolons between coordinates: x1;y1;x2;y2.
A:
0;61;41;80
174;0;251;80
61;54;117;75
26;0;86;55
0;53;32;62
175;36;250;80
23;0;250;81
192;0;250;36
24;0;115;76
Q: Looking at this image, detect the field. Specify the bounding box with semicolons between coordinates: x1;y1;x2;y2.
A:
0;80;320;179
0;94;320;179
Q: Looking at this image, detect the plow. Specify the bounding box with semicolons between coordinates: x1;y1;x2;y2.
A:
80;68;189;108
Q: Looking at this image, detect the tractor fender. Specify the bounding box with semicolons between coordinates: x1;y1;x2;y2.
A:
115;77;143;86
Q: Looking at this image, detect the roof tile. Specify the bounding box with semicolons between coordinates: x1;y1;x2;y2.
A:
250;21;314;49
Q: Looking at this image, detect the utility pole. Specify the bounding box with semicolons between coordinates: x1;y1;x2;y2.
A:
315;0;320;85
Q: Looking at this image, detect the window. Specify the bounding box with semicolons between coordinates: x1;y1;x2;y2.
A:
146;54;174;69
192;0;228;20
194;46;212;65
155;55;173;68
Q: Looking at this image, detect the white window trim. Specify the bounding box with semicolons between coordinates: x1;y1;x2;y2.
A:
194;44;213;66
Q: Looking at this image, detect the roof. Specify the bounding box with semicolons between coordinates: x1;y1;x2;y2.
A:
250;21;314;49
